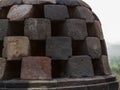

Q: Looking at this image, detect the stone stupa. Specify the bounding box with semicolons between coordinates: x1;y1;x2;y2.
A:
0;0;119;90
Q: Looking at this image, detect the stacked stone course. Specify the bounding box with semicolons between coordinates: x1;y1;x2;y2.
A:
0;0;118;90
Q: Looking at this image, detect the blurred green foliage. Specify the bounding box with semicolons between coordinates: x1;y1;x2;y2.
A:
109;57;120;82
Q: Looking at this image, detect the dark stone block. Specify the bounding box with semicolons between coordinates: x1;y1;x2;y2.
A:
32;5;44;18
62;19;88;40
67;56;94;78
24;18;51;40
46;37;72;60
51;21;64;36
73;6;94;23
92;59;104;75
87;83;109;90
56;0;80;6
21;56;52;80
0;7;10;19
92;56;111;75
30;40;46;56
0;19;9;40
87;21;104;40
8;21;24;36
72;40;88;55
0;41;3;57
52;60;67;78
100;55;111;75
101;40;108;55
86;37;102;59
3;60;21;80
44;5;69;20
108;81;119;90
0;0;21;8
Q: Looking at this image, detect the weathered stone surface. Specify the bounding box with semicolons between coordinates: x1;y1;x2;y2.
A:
108;81;119;90
44;5;69;20
56;0;91;9
7;5;33;21
87;83;109;90
94;21;103;40
46;37;72;60
67;56;94;78
23;0;56;4
101;40;108;55
73;6;94;23
0;58;6;79
21;56;52;80
100;55;111;75
2;36;30;60
0;0;21;8
87;21;104;40
0;19;9;40
62;19;88;40
56;0;80;6
86;37;102;59
24;18;51;40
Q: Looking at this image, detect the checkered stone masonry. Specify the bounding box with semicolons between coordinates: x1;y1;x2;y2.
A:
0;0;118;90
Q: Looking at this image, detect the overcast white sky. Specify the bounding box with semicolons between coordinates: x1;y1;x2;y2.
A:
84;0;120;44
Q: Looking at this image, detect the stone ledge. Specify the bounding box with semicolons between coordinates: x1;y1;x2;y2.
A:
0;75;117;88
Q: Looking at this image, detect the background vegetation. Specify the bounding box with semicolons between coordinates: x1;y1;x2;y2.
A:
108;44;120;82
109;57;120;82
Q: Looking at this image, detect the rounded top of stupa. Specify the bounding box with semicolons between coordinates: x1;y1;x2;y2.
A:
0;0;100;22
0;0;111;80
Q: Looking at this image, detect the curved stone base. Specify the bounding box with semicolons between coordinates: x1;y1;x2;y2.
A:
0;75;118;90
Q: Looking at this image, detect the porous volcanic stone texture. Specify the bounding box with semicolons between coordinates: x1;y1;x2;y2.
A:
21;56;52;80
0;0;118;90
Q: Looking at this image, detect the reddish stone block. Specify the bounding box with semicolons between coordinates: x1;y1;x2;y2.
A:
21;56;52;80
